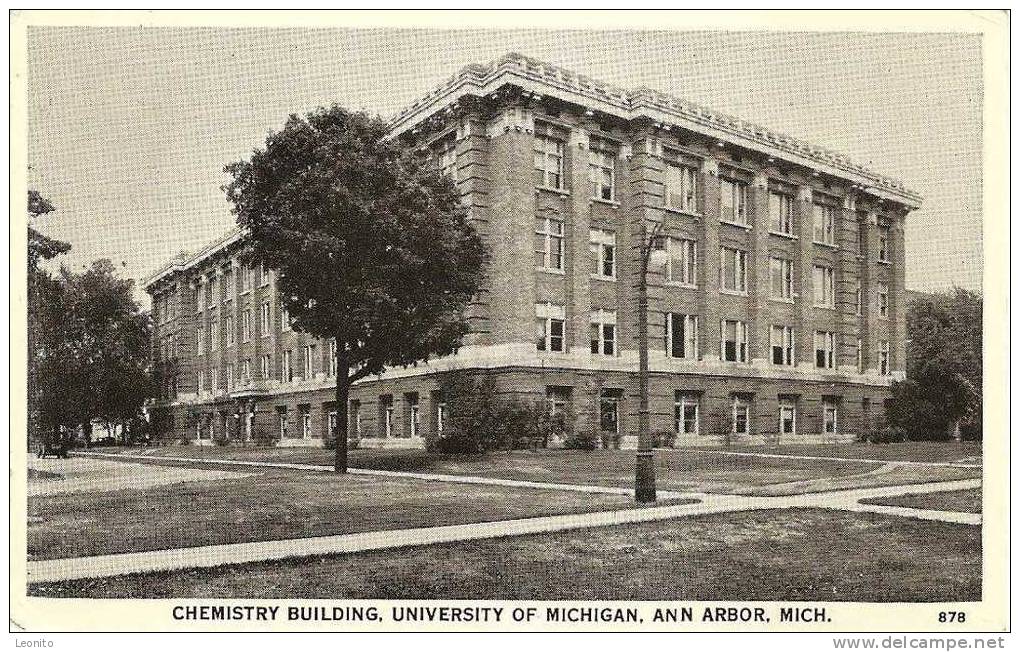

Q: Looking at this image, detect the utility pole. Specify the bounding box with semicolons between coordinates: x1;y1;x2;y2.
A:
635;219;665;504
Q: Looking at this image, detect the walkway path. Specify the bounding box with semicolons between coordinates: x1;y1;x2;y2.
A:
27;456;981;583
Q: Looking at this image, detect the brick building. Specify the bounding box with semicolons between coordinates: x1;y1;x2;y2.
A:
145;53;920;448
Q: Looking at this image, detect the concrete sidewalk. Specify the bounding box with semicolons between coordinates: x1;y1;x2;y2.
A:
26;477;980;584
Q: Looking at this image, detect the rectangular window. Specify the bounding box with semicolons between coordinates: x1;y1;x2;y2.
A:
225;363;235;391
328;338;337;377
813;203;837;245
589;310;617;356
259;302;270;337
436;134;457;180
771;325;795;366
301;409;312;439
675;392;700;435
533;124;565;190
278;410;288;439
197;370;205;394
210;367;218;392
823;399;839;434
813;265;835;307
858;221;867;256
879;341;890;376
720;247;748;293
720;177;748;225
196;325;205;356
260;354;271;380
770;257;794;300
224;269;235;301
241;359;251;385
380;396;394;438
589;229;616;278
534;216;565;271
436;401;447;435
588;137;617;201
260;263;270;287
303;344;314;379
732;396;751;435
207;276;217;307
282;350;293;383
281;305;291;332
666;237;697;285
535;303;566;352
240;310;250;343
665;313;699;360
406;394;420;439
779;398;797;436
856;338;864;374
721;319;748;363
814;330;836;369
877;282;889;318
769;191;794;235
664;160;699;213
878;226;891;262
209;317;219;352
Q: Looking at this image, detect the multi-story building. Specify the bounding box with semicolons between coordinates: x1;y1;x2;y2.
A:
145;53;919;448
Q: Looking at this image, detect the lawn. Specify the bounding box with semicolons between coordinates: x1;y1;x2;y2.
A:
30;508;981;601
700;441;982;464
28;466;643;561
93;446;884;494
860;488;982;514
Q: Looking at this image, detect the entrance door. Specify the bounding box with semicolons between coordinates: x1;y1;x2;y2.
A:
600;397;620;442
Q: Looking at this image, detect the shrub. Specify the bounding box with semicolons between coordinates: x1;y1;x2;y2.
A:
653;429;678;449
251;426;277;447
562;428;599;450
861;427;906;444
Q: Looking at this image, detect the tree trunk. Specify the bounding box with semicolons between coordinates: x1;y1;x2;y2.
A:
334;358;350;473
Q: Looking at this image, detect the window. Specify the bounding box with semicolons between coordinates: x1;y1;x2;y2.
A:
436;401;447;435
282;350;293;383
721;319;748;363
210;367;218;392
380;396;394;438
877;282;889;318
533;123;565;190
769;191;794;235
855;283;863;316
878;340;890;376
224;269;235;300
241;359;251;385
196;325;205;356
224;315;234;347
260;354;271;380
194;283;203;312
238;266;248;293
665;313;699;360
436;134;457;180
407;394;420;438
589;310;617;356
207;276;217;307
720;177;748;225
302;344;314;379
301;409;312;439
664;158;699;213
278;410;288;439
814;330;836;369
858;221;867;256
534;216;565;271
779;398;797;436
813;203;837;245
675;392;700;436
546;387;571;417
732;396;751;435
260;263;270;287
856;338;863;374
535;303;566;352
589;229;616;278
197;370;205;394
328;338;337;377
239;310;250;343
209;317;219;352
281;305;291;332
720;247;748;293
259;302;270;337
666;237;697;285
813;265;835;307
823;399;839;434
347;401;361;439
771;325;795;366
588;137;617;201
770;257;794;300
225;363;234;391
878;226;891;262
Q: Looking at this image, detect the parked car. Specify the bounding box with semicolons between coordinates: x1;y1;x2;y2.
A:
36;440;69;459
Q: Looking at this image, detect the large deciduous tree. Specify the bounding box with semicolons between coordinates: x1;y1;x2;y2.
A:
224;105;485;472
886;288;982;440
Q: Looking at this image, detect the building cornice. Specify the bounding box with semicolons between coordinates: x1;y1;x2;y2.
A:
144;227;246;292
389;52;922;209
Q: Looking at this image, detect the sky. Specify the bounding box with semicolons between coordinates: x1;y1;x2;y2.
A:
27;26;983;303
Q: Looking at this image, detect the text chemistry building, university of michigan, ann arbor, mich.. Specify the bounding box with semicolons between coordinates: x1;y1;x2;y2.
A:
144;53;918;450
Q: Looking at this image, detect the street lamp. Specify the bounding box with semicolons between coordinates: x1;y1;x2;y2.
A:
636;219;667;504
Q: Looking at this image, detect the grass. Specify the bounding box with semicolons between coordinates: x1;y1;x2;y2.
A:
27;468;63;481
28;467;646;561
94;446;883;493
701;441;982;463
30;508;981;601
860;488;982;514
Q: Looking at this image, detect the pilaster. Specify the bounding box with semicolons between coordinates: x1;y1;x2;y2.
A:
699;158;721;361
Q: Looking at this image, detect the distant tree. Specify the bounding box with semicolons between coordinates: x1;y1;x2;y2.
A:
224;105;485;472
34;260;152;444
887;288;982;440
27;190;69;271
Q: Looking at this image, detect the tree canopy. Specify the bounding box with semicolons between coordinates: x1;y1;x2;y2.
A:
28;190;70;271
224;105;485;470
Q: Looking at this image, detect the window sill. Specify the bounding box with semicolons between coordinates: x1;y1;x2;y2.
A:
770;297;795;304
536;185;570;197
663;206;702;218
877;259;893;266
536;267;566;276
769;230;797;240
720;289;749;297
721;359;750;365
813;304;837;311
590;274;617;282
664;281;698;290
812;241;839;250
720;220;752;231
591;197;621;207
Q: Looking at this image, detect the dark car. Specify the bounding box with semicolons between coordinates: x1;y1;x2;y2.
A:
36;440;69;459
